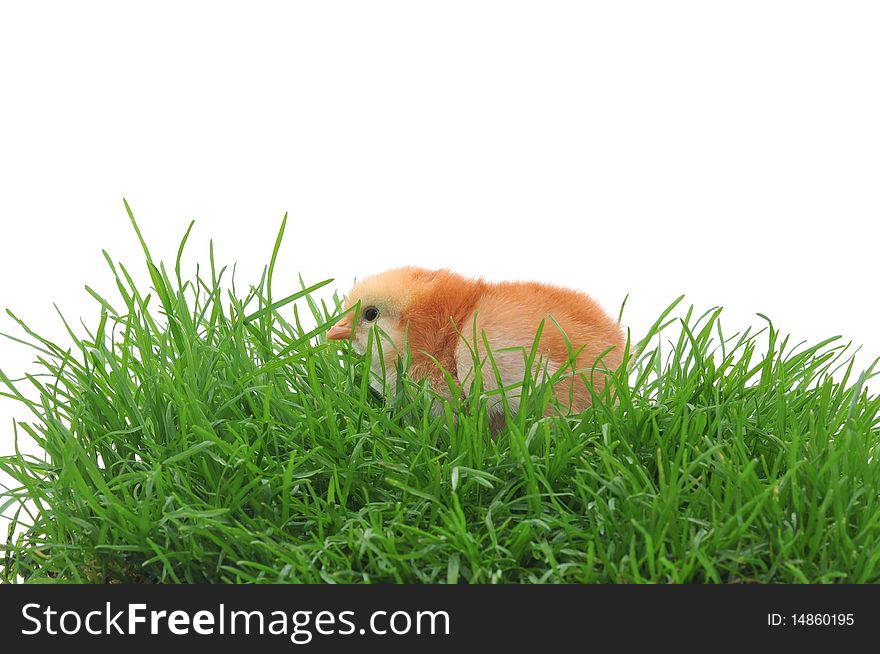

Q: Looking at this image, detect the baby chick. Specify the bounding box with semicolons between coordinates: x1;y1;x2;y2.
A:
326;267;625;416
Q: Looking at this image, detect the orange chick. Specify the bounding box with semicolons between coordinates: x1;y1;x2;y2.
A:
326;267;625;416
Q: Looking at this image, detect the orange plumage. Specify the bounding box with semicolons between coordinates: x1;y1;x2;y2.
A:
326;267;625;415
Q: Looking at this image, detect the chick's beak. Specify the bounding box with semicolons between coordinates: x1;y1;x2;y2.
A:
326;321;352;341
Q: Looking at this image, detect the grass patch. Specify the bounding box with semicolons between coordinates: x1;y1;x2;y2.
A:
2;207;880;583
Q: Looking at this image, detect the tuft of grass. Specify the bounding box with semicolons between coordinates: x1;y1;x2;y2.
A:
2;207;880;583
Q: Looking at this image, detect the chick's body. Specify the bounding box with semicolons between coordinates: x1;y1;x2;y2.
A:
327;267;624;415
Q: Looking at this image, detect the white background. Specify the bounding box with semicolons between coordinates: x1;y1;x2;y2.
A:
1;2;879;525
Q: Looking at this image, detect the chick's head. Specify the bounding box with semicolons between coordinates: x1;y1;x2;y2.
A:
326;267;435;363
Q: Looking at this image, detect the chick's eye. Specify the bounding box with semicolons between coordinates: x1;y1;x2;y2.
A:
362;306;379;322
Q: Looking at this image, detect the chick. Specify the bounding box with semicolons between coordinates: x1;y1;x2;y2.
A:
326;267;625;416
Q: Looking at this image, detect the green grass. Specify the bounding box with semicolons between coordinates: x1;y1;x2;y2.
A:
2;206;880;584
